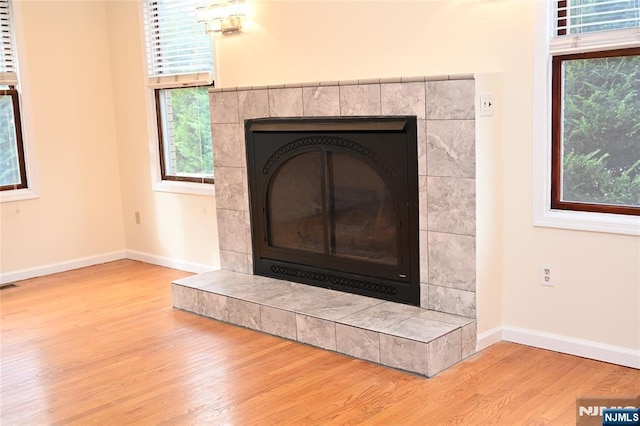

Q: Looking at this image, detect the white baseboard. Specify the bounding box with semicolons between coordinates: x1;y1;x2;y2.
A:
477;325;503;351
1;250;216;286
0;251;126;285
502;325;640;369
125;250;216;274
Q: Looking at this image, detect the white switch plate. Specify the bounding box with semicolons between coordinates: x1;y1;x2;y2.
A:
480;93;494;116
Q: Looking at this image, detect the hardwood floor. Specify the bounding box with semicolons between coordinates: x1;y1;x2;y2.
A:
1;260;638;425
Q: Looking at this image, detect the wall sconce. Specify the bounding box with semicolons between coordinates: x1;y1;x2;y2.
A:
197;0;247;34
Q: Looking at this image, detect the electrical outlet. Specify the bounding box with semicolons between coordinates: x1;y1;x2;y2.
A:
541;265;553;286
135;211;141;225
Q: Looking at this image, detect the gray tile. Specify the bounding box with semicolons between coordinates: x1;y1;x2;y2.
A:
299;291;382;321
419;175;428;231
303;86;340;116
379;77;402;84
244;210;252;255
260;306;297;340
173;265;473;377
381;82;426;119
415;310;474;326
199;273;271;295
182;269;251;288
264;285;334;312
199;291;229;321
214;167;246;211
426;120;475;179
419;230;429;285
246;254;253;274
380;316;457;344
449;74;475;81
266;286;380;321
424;75;449;82
336;324;380;363
227;298;260;330
428;232;475;291
417;119;427;176
428;329;462;376
296;314;336;351
339;84;381;115
269;87;303;117
401;76;425;83
231;280;301;304
212;123;245;168
428;285;476;318
217;209;248;253
337;301;422;332
426;79;475;119
172;285;199;312
238;89;269;122
420;283;429;309
462;321;477;359
210;91;239;124
379;333;429;376
219;249;249;273
173;270;235;288
427;177;476;236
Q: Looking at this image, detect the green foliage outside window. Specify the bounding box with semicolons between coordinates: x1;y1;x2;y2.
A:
561;54;640;207
0;93;20;187
164;86;213;178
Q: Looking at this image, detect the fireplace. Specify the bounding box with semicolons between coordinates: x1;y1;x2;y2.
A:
210;76;477;319
245;116;420;305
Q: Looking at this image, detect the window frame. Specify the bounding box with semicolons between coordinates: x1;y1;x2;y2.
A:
0;0;37;203
0;84;27;191
532;0;640;235
154;87;215;185
550;47;640;217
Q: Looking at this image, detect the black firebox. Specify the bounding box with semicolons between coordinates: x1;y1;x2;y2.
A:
245;116;420;306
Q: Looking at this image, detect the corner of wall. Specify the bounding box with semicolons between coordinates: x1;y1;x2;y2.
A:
473;72;505;337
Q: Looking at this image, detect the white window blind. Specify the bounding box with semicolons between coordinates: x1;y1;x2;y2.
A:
144;0;213;88
551;0;640;53
0;0;18;86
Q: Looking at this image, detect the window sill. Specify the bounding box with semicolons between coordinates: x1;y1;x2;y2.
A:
0;188;39;203
152;180;215;197
534;208;640;236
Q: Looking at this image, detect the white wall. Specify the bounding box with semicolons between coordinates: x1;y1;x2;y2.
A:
0;0;126;279
0;0;220;281
105;0;220;272
214;0;639;357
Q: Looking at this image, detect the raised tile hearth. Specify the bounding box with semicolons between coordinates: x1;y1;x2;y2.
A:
172;270;476;377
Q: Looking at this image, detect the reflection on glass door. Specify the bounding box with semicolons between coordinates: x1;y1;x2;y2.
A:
267;150;397;266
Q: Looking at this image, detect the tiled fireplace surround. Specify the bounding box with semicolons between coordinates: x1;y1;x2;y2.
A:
172;75;477;377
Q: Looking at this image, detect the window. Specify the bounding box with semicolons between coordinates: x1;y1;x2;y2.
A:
144;0;214;185
550;1;640;216
0;0;27;191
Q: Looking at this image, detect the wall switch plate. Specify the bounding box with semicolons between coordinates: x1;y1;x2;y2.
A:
480;93;494;116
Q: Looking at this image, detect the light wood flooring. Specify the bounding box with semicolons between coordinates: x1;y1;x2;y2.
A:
1;260;638;425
